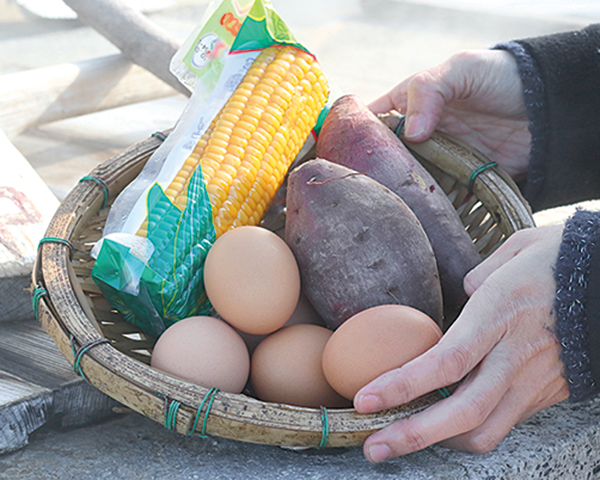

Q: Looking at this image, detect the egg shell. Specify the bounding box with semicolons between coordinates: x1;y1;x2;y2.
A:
203;226;301;335
150;316;250;394
322;304;443;400
237;292;327;354
251;324;351;408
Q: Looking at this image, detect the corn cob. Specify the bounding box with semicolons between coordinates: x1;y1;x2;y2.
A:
137;45;329;238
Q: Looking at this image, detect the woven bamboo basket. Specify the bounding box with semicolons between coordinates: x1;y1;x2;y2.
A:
32;114;535;449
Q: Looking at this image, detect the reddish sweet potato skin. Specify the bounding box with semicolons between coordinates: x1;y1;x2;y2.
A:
316;94;481;323
285;158;443;329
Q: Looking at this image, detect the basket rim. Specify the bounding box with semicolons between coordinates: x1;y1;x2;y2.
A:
33;128;534;448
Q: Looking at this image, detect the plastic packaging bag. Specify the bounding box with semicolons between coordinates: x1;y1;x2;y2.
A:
91;0;331;338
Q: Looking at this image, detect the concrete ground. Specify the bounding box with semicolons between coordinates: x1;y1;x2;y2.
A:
2;0;600;478
1;396;600;480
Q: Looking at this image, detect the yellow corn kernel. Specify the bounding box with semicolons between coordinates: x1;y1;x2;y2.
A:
220;163;238;179
200;163;216;180
205;144;228;159
222;153;242;169
202;154;222;174
206;183;228;205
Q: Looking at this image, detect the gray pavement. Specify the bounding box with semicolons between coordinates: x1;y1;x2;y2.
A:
1;396;600;479
3;0;600;478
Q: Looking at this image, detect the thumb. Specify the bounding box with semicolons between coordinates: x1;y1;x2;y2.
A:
368;73;448;142
401;68;456;141
368;60;457;141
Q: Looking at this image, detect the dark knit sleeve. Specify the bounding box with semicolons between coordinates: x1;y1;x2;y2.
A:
493;27;600;401
554;210;600;402
494;24;600;212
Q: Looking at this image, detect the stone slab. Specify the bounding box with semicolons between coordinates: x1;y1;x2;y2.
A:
0;397;599;479
0;319;118;454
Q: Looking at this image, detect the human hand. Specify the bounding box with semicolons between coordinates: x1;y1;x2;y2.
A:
353;226;569;462
369;50;531;180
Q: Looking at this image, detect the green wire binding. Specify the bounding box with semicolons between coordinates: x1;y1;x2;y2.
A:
161;388;220;435
165;400;182;430
319;406;329;448
467;162;498;194
31;285;48;319
394;115;406;137
70;336;111;381
79;176;109;208
151;131;168;142
38;236;74;260
437;387;452;398
201;388;219;437
187;388;221;436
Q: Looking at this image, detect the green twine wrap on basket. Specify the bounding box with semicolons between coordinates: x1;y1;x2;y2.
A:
467;162;498;194
32;236;73;318
31;286;47;319
80;176;109;209
160;388;221;436
319;406;329;448
38;236;73;259
164;399;182;431
188;387;220;437
70;336;111;382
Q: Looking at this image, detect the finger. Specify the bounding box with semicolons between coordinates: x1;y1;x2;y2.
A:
401;71;452;141
370;68;451;141
463;229;531;296
440;372;567;453
439;389;526;454
362;331;562;461
362;337;528;460
355;280;504;414
439;346;567;453
463;227;554;296
368;84;408;115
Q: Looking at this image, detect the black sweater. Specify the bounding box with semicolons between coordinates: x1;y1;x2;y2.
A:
495;25;600;401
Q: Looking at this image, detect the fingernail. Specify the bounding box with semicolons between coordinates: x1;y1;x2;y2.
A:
405;114;426;139
356;394;381;412
368;443;391;463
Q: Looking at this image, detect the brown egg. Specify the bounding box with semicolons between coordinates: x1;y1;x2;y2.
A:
322;304;443;400
204;226;301;335
150;316;250;394
235;292;326;354
251;324;351;408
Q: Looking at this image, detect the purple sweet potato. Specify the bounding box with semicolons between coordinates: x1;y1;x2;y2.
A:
285;158;443;329
316;94;481;324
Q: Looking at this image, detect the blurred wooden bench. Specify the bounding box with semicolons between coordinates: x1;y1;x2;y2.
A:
0;53;178;454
